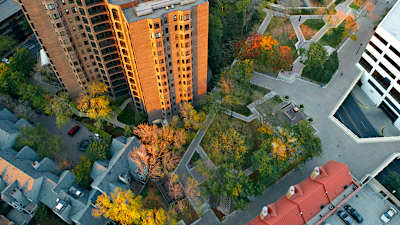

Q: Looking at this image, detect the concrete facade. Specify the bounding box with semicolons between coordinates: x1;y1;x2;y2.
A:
357;0;400;129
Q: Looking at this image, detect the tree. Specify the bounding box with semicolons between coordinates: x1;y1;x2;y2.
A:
14;124;62;158
86;140;111;162
203;164;255;210
72;156;93;188
0;35;17;57
305;42;328;68
45;92;73;128
17;83;47;112
0;63;24;96
77;82;112;128
131;124;187;179
8;48;36;77
179;102;205;131
92;188;167;225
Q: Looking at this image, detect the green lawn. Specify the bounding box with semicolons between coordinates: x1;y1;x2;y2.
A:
304;19;325;30
229;85;270;116
117;103;147;125
319;21;346;48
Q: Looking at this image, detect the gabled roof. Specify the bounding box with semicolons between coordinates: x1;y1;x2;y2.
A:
247;161;355;225
287;179;330;221
312;161;353;201
0;109;17;122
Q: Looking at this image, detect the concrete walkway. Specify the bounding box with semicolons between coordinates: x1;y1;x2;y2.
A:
220;0;400;224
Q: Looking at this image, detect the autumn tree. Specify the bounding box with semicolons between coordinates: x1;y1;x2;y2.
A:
345;15;359;34
45;92;73;128
130;123;187;179
179;102;206;131
77;82;112;128
92;188;167;225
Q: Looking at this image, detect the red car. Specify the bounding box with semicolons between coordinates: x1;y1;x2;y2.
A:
68;125;80;136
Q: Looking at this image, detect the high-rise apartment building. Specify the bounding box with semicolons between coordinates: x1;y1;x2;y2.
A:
16;0;131;99
357;0;400;129
16;0;209;121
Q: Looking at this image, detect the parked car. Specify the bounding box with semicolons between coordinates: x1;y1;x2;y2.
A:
344;204;364;223
337;210;356;225
68;125;80;136
381;207;397;224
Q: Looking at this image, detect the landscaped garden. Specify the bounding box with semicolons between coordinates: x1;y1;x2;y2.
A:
265;16;298;53
300;18;325;40
319;21;346;48
349;0;367;10
301;42;339;84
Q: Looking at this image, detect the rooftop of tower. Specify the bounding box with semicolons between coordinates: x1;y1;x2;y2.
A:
108;0;207;22
380;0;400;41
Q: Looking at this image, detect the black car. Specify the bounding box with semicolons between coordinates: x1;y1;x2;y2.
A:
344;204;364;223
337;210;356;225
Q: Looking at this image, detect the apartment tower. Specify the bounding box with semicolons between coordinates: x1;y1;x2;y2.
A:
106;0;208;120
16;0;209;121
357;0;400;129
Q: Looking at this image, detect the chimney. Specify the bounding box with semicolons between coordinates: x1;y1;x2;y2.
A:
260;206;268;220
286;186;295;199
310;166;320;180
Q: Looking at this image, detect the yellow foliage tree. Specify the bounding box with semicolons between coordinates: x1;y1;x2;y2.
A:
92;188;167;225
77;82;111;122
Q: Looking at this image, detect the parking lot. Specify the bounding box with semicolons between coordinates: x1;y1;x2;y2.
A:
324;184;400;225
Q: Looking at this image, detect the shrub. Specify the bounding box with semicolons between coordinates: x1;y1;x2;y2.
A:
302;51;339;84
117;105;147;126
72;156;93;188
87;140;111;161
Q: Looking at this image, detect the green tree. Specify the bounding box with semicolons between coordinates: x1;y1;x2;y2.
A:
305;42;328;68
86;140;111;162
14;124;62;158
0;63;24;96
45;92;73;128
203;164;255;210
72;156;93;188
8;48;36;77
179;102;206;131
17;83;47;112
0;35;17;57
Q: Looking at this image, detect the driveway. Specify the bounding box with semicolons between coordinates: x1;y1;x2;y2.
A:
334;94;379;138
31;113;93;168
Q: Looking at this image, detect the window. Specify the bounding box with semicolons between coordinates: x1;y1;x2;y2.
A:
48;4;55;10
379;62;395;79
79;8;85;15
72;7;77;13
368;79;383;95
390;46;400;59
369;41;382;54
384;54;400;72
52;13;59;19
154;23;160;29
372;70;390;90
173;15;177;21
359;57;372;73
65;9;69;14
385;97;400;114
374;32;388;45
390;88;400;104
364;49;377;61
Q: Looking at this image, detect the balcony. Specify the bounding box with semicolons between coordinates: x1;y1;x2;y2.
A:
103;53;119;62
106;60;120;68
85;0;103;6
94;23;111;33
99;39;115;48
96;31;113;40
88;5;107;16
91;14;109;25
101;46;117;55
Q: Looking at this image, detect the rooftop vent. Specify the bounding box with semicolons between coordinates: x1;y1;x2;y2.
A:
32;161;40;170
310;166;320;179
260;206;269;219
286;186;295;199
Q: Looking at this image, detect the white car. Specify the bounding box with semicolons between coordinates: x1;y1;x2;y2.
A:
381;207;397;223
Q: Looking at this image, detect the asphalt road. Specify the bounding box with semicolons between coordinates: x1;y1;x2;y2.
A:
334;94;380;138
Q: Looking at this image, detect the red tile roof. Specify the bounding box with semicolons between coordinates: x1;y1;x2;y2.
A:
247;161;354;225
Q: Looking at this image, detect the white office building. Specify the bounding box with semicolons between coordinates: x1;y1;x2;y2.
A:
357;0;400;129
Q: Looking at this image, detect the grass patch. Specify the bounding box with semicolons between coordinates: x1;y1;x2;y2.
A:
319;21;346;48
117;103;147;126
300;19;325;40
